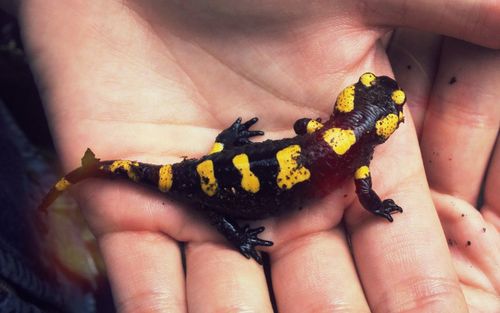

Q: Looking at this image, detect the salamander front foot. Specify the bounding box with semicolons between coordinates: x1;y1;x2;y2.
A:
216;117;264;147
374;199;403;222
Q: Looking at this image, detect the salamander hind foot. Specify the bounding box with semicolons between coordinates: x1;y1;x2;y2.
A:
236;225;273;264
208;211;272;264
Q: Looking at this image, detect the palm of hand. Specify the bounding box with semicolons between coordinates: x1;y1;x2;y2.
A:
23;1;499;311
49;2;401;243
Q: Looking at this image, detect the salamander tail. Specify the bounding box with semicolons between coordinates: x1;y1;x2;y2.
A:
38;148;101;214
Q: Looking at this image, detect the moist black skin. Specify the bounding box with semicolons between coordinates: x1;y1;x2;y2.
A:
39;73;406;264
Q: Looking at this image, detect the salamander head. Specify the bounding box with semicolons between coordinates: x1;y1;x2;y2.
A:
334;72;406;143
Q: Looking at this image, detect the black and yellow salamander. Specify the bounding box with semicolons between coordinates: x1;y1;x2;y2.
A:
39;72;406;263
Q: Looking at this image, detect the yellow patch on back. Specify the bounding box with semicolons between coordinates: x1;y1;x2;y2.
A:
322;128;356;155
232;154;260;193
276;145;311;190
360;72;376;87
306;120;324;134
196;160;218;196
158;164;173;192
110;160;140;182
209;142;224;154
375;114;399;139
335;85;355;112
354;166;370;180
391;89;406;105
55;178;71;191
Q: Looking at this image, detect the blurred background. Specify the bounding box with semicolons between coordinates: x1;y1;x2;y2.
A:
0;11;115;312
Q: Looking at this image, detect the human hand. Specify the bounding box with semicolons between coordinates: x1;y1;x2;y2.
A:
14;0;499;312
389;32;500;312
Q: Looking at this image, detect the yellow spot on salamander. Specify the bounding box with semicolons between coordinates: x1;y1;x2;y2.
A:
354;166;370;180
322;128;356;155
335;85;355;113
55;178;71;191
276;145;311;190
196;160;218;196
360;72;376;87
110;160;140;182
232;154;260;193
306;120;324;134
391;89;406;105
375;114;399;139
209;142;224;154
158;164;173;192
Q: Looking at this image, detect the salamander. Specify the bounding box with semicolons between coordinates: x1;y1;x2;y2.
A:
39;72;406;264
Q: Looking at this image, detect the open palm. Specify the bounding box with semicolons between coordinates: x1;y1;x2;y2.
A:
17;0;499;312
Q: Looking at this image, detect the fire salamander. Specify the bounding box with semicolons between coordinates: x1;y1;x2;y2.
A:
39;72;406;263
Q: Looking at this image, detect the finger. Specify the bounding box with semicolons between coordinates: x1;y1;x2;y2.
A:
185;241;273;313
99;231;186;313
77;171;274;311
431;192;500;294
483;137;500;229
271;229;370;312
363;0;500;48
346;112;467;312
462;284;500;313
421;39;500;205
387;29;442;136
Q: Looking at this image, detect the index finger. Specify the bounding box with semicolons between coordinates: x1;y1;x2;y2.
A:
362;0;500;49
344;105;467;311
